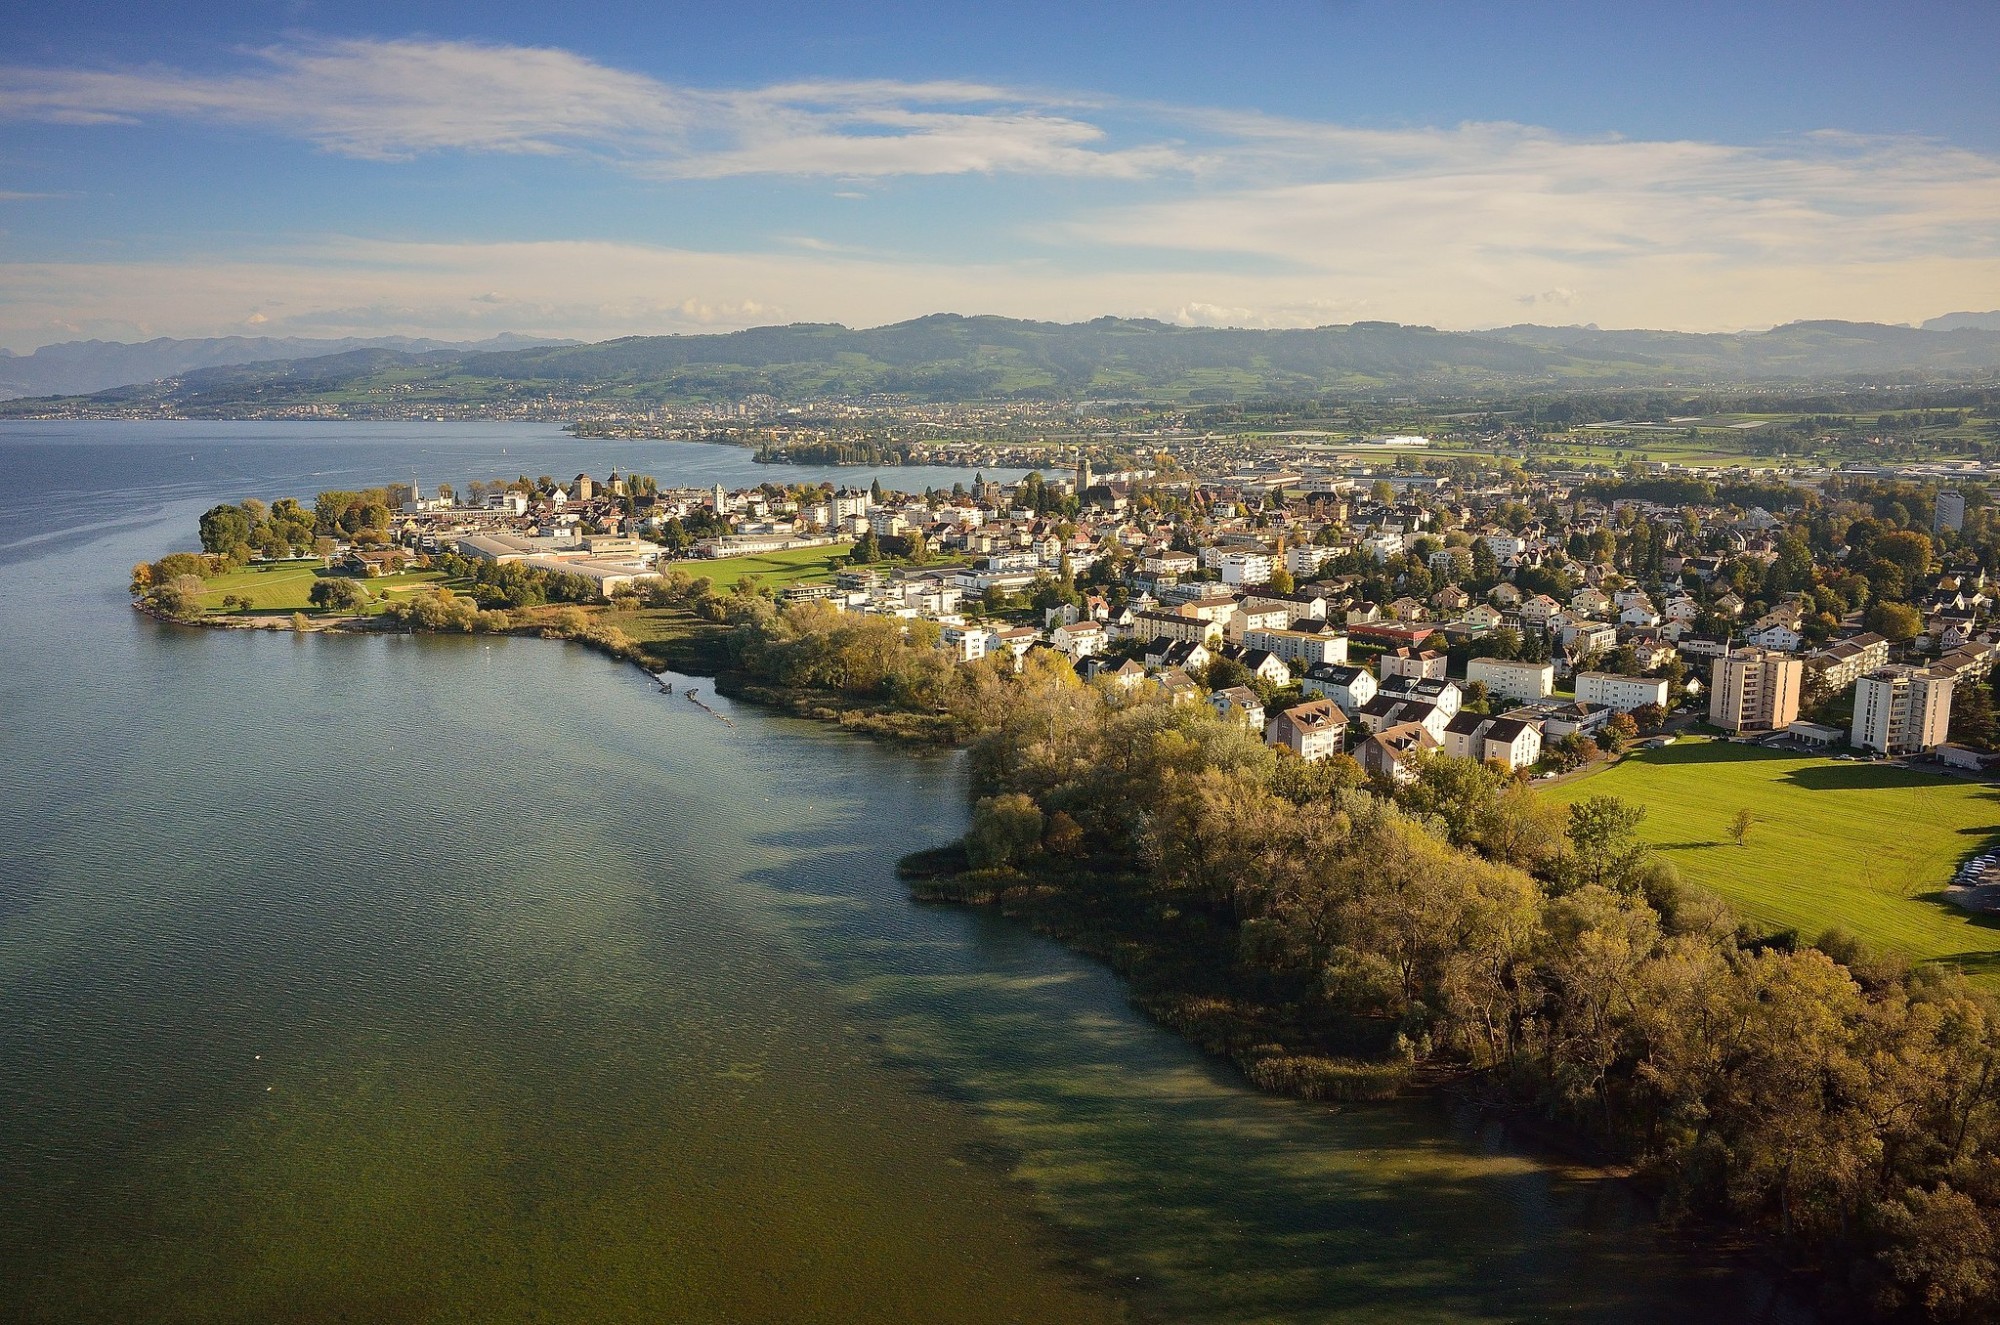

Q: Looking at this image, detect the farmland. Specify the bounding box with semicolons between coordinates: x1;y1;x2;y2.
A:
1550;738;2000;979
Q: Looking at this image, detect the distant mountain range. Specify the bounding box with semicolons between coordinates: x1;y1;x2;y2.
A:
6;315;2000;414
1923;311;2000;333
0;333;576;400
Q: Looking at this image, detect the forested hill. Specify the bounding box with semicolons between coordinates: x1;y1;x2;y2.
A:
8;314;2000;415
0;332;576;400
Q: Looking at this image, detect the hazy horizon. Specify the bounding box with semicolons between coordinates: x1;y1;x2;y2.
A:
3;1;1997;353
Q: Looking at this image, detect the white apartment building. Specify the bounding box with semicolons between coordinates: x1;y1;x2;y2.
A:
1805;633;1891;691
1134;610;1223;646
1245;626;1350;669
1379;648;1448;681
938;624;989;662
1466;657;1555;704
1362;532;1405;563
1302;664;1377;715
1441;713;1543;771
1851;666;1954;755
1219;550;1275;586
1228;605;1293;643
1284;544;1331;577
1573;672;1670;713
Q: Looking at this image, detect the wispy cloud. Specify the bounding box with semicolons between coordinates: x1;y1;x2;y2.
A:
0;40;1173;178
1;38;1998;340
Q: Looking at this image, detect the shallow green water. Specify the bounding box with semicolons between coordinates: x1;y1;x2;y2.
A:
0;424;1806;1322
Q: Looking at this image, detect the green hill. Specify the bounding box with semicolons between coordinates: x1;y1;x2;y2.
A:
8;314;2000;415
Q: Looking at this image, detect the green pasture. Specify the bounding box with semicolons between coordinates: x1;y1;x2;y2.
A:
664;542;857;590
1550;737;2000;979
195;561;447;614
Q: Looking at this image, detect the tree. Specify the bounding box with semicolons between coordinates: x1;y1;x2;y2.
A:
964;793;1044;870
198;504;253;554
1044;810;1085;857
1565;795;1647;891
309;577;369;613
1730;807;1756;847
1470;539;1498;586
1865;600;1924;645
151;574;208;620
1267;565;1295;594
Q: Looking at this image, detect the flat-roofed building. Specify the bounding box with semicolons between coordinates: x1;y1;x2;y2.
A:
1245;625;1349;669
1573;671;1670;713
1852;665;1954;755
1709;647;1803;734
1466;657;1555;704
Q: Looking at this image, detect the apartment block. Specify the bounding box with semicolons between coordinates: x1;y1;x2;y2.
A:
1573;671;1670;713
1708;647;1803;734
1851;666;1954;755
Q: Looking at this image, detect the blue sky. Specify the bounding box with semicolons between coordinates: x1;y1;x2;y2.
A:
2;1;1997;350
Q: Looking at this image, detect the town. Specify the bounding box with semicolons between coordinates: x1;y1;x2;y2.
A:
318;450;1997;784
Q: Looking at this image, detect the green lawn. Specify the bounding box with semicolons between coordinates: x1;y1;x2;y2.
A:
196;562;448;614
665;543;856;590
1550;738;2000;978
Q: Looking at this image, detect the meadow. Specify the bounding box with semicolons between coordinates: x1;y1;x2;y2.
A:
1550;738;2000;978
663;542;856;590
195;561;447;614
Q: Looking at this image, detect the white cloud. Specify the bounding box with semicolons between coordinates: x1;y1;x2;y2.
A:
1;39;1998;337
0;40;1174;178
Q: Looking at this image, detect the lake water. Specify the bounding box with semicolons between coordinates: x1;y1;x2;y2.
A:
0;422;1805;1323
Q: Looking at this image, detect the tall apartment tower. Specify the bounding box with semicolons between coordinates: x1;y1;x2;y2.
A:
1936;489;1966;534
1851;666;1954;755
1708;647;1804;734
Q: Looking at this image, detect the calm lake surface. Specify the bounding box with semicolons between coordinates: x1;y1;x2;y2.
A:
0;422;1803;1323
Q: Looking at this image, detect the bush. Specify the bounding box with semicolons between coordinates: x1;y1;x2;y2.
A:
965;792;1045;869
1240;1053;1410;1102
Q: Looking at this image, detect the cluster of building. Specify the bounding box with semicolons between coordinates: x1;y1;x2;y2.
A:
367;454;1998;775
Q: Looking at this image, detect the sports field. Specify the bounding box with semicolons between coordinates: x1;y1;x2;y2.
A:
1550;738;2000;978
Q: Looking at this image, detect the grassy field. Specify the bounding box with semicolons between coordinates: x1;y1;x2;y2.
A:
196;562;448;614
1550;738;2000;978
665;543;856;590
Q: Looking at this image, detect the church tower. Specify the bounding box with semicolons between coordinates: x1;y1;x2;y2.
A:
1076;454;1093;495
